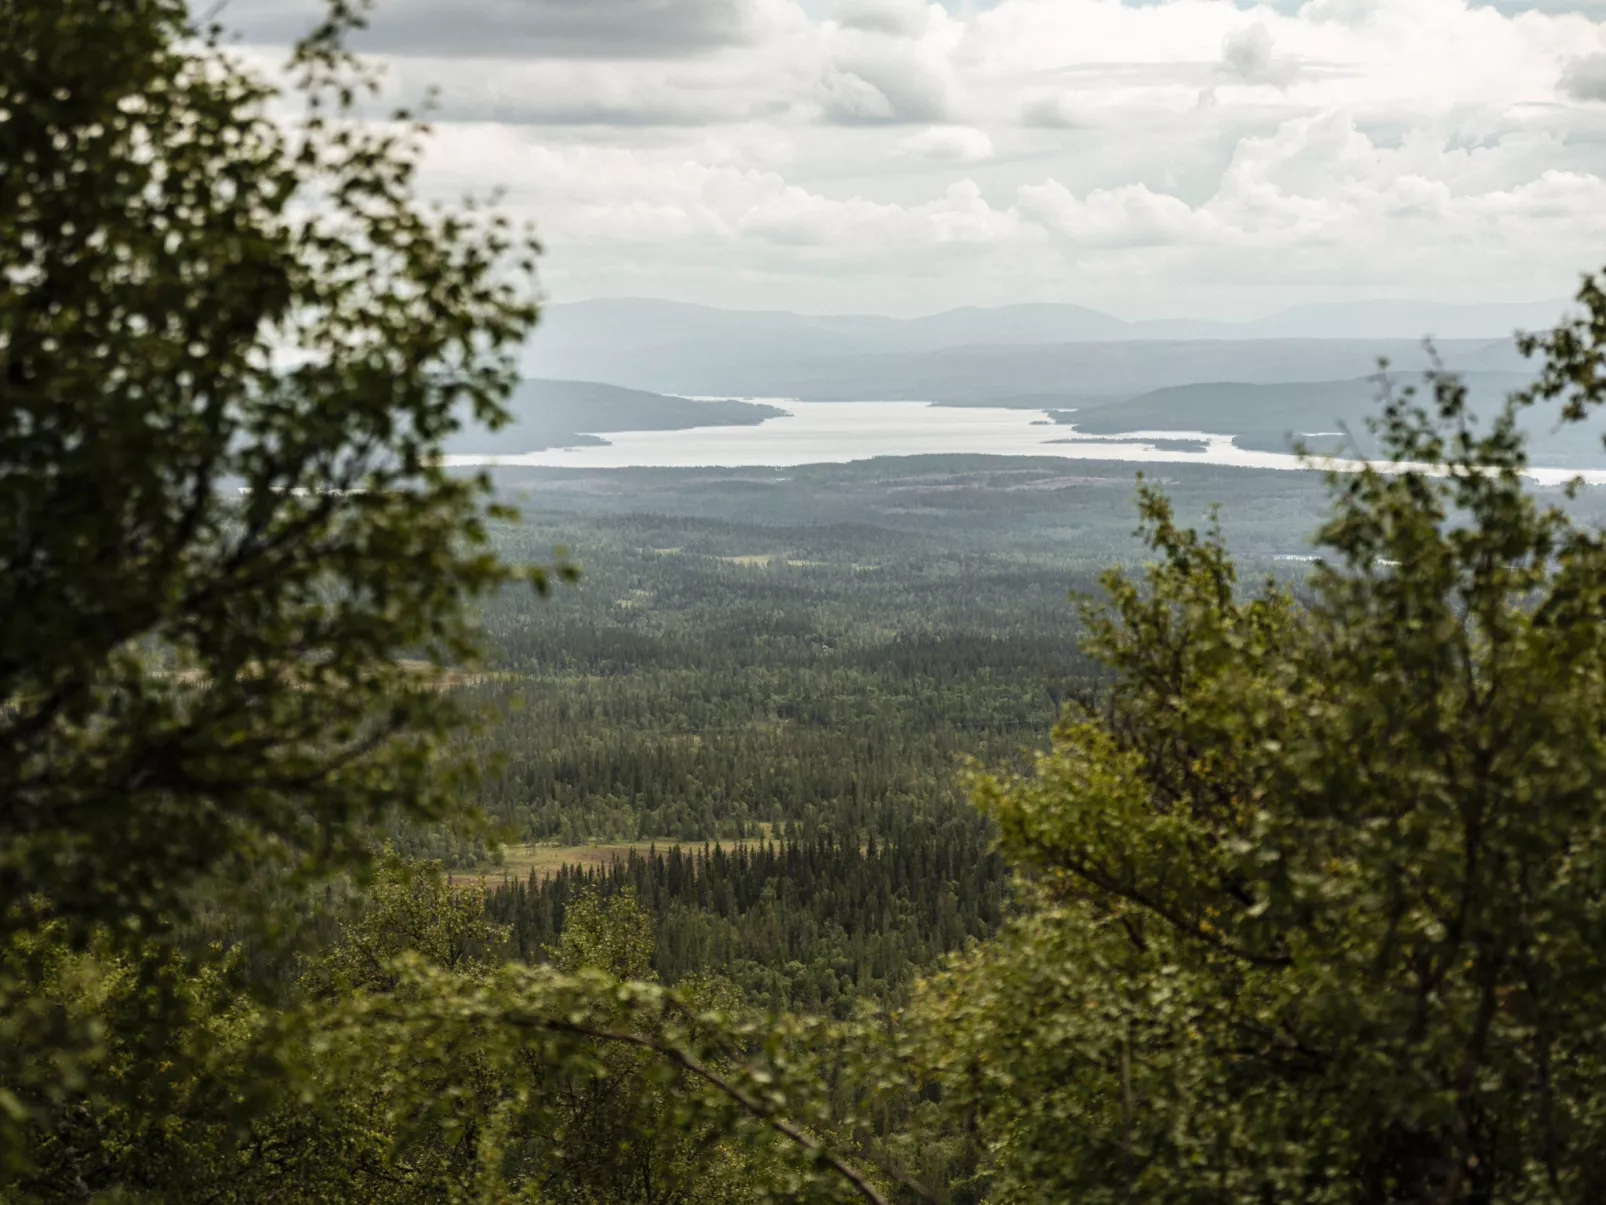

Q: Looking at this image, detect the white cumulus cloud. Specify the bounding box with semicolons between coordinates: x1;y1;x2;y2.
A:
1560;52;1606;101
832;0;932;39
896;125;995;162
1220;23;1300;88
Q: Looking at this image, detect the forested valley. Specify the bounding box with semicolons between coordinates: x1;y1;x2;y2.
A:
399;514;1099;1015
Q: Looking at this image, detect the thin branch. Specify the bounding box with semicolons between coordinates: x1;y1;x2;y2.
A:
1050;860;1293;969
509;1013;919;1205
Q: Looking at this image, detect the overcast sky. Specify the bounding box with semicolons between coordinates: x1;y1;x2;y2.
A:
223;0;1606;319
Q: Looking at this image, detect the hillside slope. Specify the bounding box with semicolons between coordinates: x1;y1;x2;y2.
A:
445;379;786;454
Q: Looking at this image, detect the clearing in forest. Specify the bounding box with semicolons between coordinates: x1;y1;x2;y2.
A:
449;837;773;885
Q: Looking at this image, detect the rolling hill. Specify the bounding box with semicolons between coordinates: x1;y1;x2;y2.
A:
1061;372;1606;468
443;379;786;455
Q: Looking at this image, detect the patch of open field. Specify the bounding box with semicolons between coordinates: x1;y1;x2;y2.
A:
395;659;511;688
151;660;507;690
449;836;772;886
718;554;828;568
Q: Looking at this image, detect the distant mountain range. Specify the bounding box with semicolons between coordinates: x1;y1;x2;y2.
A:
524;297;1565;400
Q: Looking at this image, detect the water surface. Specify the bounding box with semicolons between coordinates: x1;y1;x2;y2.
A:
442;400;1602;486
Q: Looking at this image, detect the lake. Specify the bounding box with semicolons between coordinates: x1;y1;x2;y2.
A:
441;400;1605;486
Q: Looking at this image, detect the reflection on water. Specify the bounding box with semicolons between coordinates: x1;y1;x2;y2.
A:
441;400;1606;486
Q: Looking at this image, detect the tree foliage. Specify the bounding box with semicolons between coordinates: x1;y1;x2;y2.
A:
7;858;895;1203
0;0;565;947
916;276;1606;1203
0;0;553;1160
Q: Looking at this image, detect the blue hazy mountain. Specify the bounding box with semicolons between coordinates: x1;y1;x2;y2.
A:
525;297;1565;399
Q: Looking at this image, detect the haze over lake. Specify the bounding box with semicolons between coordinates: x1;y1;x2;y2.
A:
443;400;1605;486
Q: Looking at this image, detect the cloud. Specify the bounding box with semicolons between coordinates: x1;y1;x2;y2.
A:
1017;91;1083;127
1560;51;1606;100
433;110;1606;284
832;0;931;38
214;0;765;58
1016;179;1216;247
1478;1;1606;13
737;178;1016;246
225;0;1606;315
817;71;907;122
814;1;964;124
1301;0;1387;25
819;36;956;122
896;125;995;161
366;50;815;126
1219;23;1300;87
418;127;1020;250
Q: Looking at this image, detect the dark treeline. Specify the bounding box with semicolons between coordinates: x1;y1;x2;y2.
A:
483;820;1009;1013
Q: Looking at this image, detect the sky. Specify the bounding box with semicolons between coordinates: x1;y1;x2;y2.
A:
221;0;1606;320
